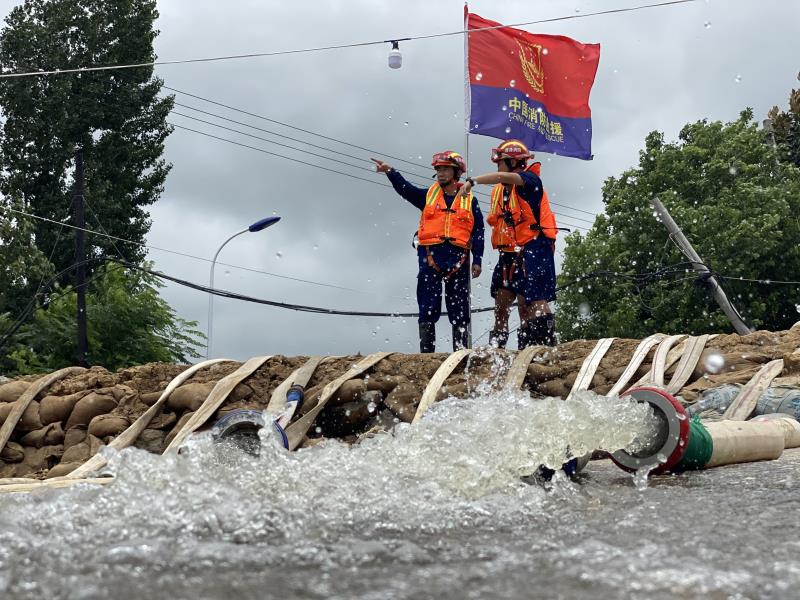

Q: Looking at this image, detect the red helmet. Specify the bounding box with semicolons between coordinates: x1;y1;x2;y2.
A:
431;151;467;175
491;139;533;163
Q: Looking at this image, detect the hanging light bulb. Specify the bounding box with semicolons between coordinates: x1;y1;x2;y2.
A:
388;41;402;69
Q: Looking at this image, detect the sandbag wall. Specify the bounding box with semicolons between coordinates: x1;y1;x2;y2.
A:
2;327;800;481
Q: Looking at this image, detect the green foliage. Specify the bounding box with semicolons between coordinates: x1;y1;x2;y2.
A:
1;263;204;375
558;110;800;341
768;72;800;167
0;196;54;317
0;0;174;297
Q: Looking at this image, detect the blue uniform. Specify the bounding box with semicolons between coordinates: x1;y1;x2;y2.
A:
489;171;557;304
387;170;484;326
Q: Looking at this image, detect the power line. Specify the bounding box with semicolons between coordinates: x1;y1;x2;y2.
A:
171;111;379;174
113;259;713;320
716;274;800;286
167;86;600;221
173;101;433;180
170;123;396;190
2;204;394;296
166;86;437;172
168;121;591;232
0;0;702;79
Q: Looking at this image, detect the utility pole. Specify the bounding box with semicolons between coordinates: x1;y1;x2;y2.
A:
650;197;752;336
73;147;89;366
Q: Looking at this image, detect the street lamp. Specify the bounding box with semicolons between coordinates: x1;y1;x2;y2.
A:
207;216;280;358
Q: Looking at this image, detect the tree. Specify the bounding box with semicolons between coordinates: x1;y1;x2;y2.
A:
0;196;54;321
557;110;800;341
1;262;204;375
768;72;800;167
0;0;174;296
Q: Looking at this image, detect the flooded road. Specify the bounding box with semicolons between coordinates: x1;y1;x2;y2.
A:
1;391;798;600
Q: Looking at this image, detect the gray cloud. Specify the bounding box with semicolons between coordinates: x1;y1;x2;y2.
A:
3;0;799;360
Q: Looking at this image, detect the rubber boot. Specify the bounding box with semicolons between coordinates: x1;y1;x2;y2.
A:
419;322;436;353
452;324;470;351
488;329;509;349
530;314;556;347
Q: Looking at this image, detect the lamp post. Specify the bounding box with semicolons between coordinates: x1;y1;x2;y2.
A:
207;216;280;358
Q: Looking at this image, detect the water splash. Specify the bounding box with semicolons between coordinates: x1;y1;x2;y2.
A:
0;390;656;597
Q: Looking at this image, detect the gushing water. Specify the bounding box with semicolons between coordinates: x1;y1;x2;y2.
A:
2;389;797;599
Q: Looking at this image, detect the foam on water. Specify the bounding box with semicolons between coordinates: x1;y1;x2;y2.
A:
0;390;656;598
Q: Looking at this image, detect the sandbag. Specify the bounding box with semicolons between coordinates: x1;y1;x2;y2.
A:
140;391;161;406
0;380;31;403
88;415;130;438
164;411;194;449
230;383;253;402
46;462;84;479
63;425;87;449
0;400;43;431
60;434;102;465
65;393;117;429
22;444;64;474
1;441;24;463
133;429;166;454
20;423;65;448
166;382;214;413
147;411;177;431
332;379;367;405
384;383;419;423
39;391;90;425
365;375;404;395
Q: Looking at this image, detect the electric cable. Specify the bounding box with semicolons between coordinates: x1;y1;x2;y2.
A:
0;1;703;79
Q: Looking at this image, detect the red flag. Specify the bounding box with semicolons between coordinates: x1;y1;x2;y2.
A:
467;11;600;159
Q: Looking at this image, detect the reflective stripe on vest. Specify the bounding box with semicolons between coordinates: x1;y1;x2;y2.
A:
418;183;474;249
487;175;557;252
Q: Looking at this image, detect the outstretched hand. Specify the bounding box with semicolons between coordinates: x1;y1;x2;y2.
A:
370;158;392;173
454;181;471;200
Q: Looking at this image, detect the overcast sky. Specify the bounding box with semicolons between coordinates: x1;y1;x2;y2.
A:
4;0;800;360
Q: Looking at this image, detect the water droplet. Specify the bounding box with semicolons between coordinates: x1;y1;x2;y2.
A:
313;244;319;251
314;427;322;434
509;79;516;87
728;166;737;175
403;121;409;127
275;251;283;258
704;21;712;29
735;74;742;83
367;402;377;413
387;115;392;120
501;105;508;111
704;352;725;374
504;126;511;134
542;48;549;55
476;72;483;81
578;302;590;317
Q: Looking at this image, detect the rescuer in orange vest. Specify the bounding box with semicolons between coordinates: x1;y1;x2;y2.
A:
455;140;558;348
372;152;484;353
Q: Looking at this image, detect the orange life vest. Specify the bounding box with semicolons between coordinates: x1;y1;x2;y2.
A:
487;162;557;252
417;183;475;249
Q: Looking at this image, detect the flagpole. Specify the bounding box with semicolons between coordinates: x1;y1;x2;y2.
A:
463;2;473;348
